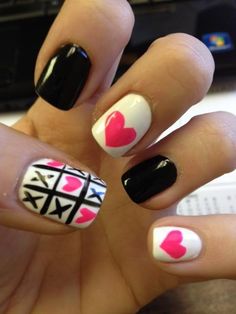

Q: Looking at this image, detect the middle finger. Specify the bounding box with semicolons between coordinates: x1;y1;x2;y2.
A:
92;33;215;157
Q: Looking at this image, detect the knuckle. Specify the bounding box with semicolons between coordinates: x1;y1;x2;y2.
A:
191;112;236;173
150;34;215;103
168;50;211;102
91;0;135;45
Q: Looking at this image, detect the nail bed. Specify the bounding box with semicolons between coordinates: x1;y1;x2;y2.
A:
121;155;177;203
35;44;91;110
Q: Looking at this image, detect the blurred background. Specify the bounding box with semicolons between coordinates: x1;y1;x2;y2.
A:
0;0;236;112
1;0;236;313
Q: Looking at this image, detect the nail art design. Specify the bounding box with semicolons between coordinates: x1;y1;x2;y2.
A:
35;44;91;110
19;159;107;228
121;155;177;204
92;94;152;157
105;111;137;147
153;227;202;262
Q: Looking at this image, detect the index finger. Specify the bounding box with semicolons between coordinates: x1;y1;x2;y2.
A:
35;0;134;110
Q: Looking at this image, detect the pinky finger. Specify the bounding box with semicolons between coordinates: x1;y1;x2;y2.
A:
148;214;236;279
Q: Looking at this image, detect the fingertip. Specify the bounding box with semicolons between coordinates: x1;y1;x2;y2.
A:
147;215;236;280
147;217;205;277
34;0;135;110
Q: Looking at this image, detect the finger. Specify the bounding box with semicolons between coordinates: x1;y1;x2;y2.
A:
92;33;215;157
35;0;134;110
148;215;236;279
121;112;236;208
0;124;107;234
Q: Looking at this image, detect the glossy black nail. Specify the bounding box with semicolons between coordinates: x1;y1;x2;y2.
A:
121;155;177;204
35;44;91;110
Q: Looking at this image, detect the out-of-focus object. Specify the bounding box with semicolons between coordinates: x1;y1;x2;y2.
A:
0;0;236;112
122;0;236;78
0;0;63;112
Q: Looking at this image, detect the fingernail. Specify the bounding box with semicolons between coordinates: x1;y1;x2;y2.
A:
18;159;106;228
92;94;152;157
153;227;202;262
121;155;177;204
35;44;91;110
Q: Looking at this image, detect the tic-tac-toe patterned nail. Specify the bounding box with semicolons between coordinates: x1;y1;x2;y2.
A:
19;159;107;228
92;94;152;157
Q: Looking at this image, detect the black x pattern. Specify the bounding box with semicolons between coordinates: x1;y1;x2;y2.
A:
22;191;44;209
22;163;106;224
49;198;72;219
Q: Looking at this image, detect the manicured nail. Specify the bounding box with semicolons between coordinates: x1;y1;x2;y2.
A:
92;94;152;157
121;155;177;204
35;44;91;110
153;227;202;262
18;159;106;228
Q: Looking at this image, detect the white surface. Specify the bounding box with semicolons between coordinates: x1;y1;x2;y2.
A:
0;112;24;126
160;84;236;139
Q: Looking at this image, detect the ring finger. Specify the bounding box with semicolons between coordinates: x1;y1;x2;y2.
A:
121;111;236;209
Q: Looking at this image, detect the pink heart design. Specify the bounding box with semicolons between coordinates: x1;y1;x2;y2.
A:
76;208;96;224
63;176;82;192
47;160;64;167
105;111;137;147
160;230;187;259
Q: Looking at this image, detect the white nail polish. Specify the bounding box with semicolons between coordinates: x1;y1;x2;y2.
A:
152;227;202;262
19;159;107;228
92;94;152;157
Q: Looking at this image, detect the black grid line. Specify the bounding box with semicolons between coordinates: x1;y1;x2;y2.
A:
22;163;106;222
34;163;106;188
23;184;79;202
39;165;67;215
23;184;102;208
65;174;92;225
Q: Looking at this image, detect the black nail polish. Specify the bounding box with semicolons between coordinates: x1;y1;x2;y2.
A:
35;44;91;110
121;155;177;204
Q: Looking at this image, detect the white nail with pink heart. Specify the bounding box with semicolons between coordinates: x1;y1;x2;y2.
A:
152;226;202;262
19;158;107;228
92;94;152;158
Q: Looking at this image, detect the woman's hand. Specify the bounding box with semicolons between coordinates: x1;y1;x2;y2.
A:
0;1;235;313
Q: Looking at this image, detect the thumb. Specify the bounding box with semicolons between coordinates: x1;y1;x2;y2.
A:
0;124;107;234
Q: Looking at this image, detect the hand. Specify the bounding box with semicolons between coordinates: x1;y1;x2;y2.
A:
0;1;235;314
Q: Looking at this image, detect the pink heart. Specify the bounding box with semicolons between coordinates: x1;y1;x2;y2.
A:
63;176;82;192
160;230;187;259
47;160;64;167
76;208;96;224
105;111;137;147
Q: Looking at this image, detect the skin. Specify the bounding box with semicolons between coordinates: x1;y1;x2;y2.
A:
0;101;179;314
